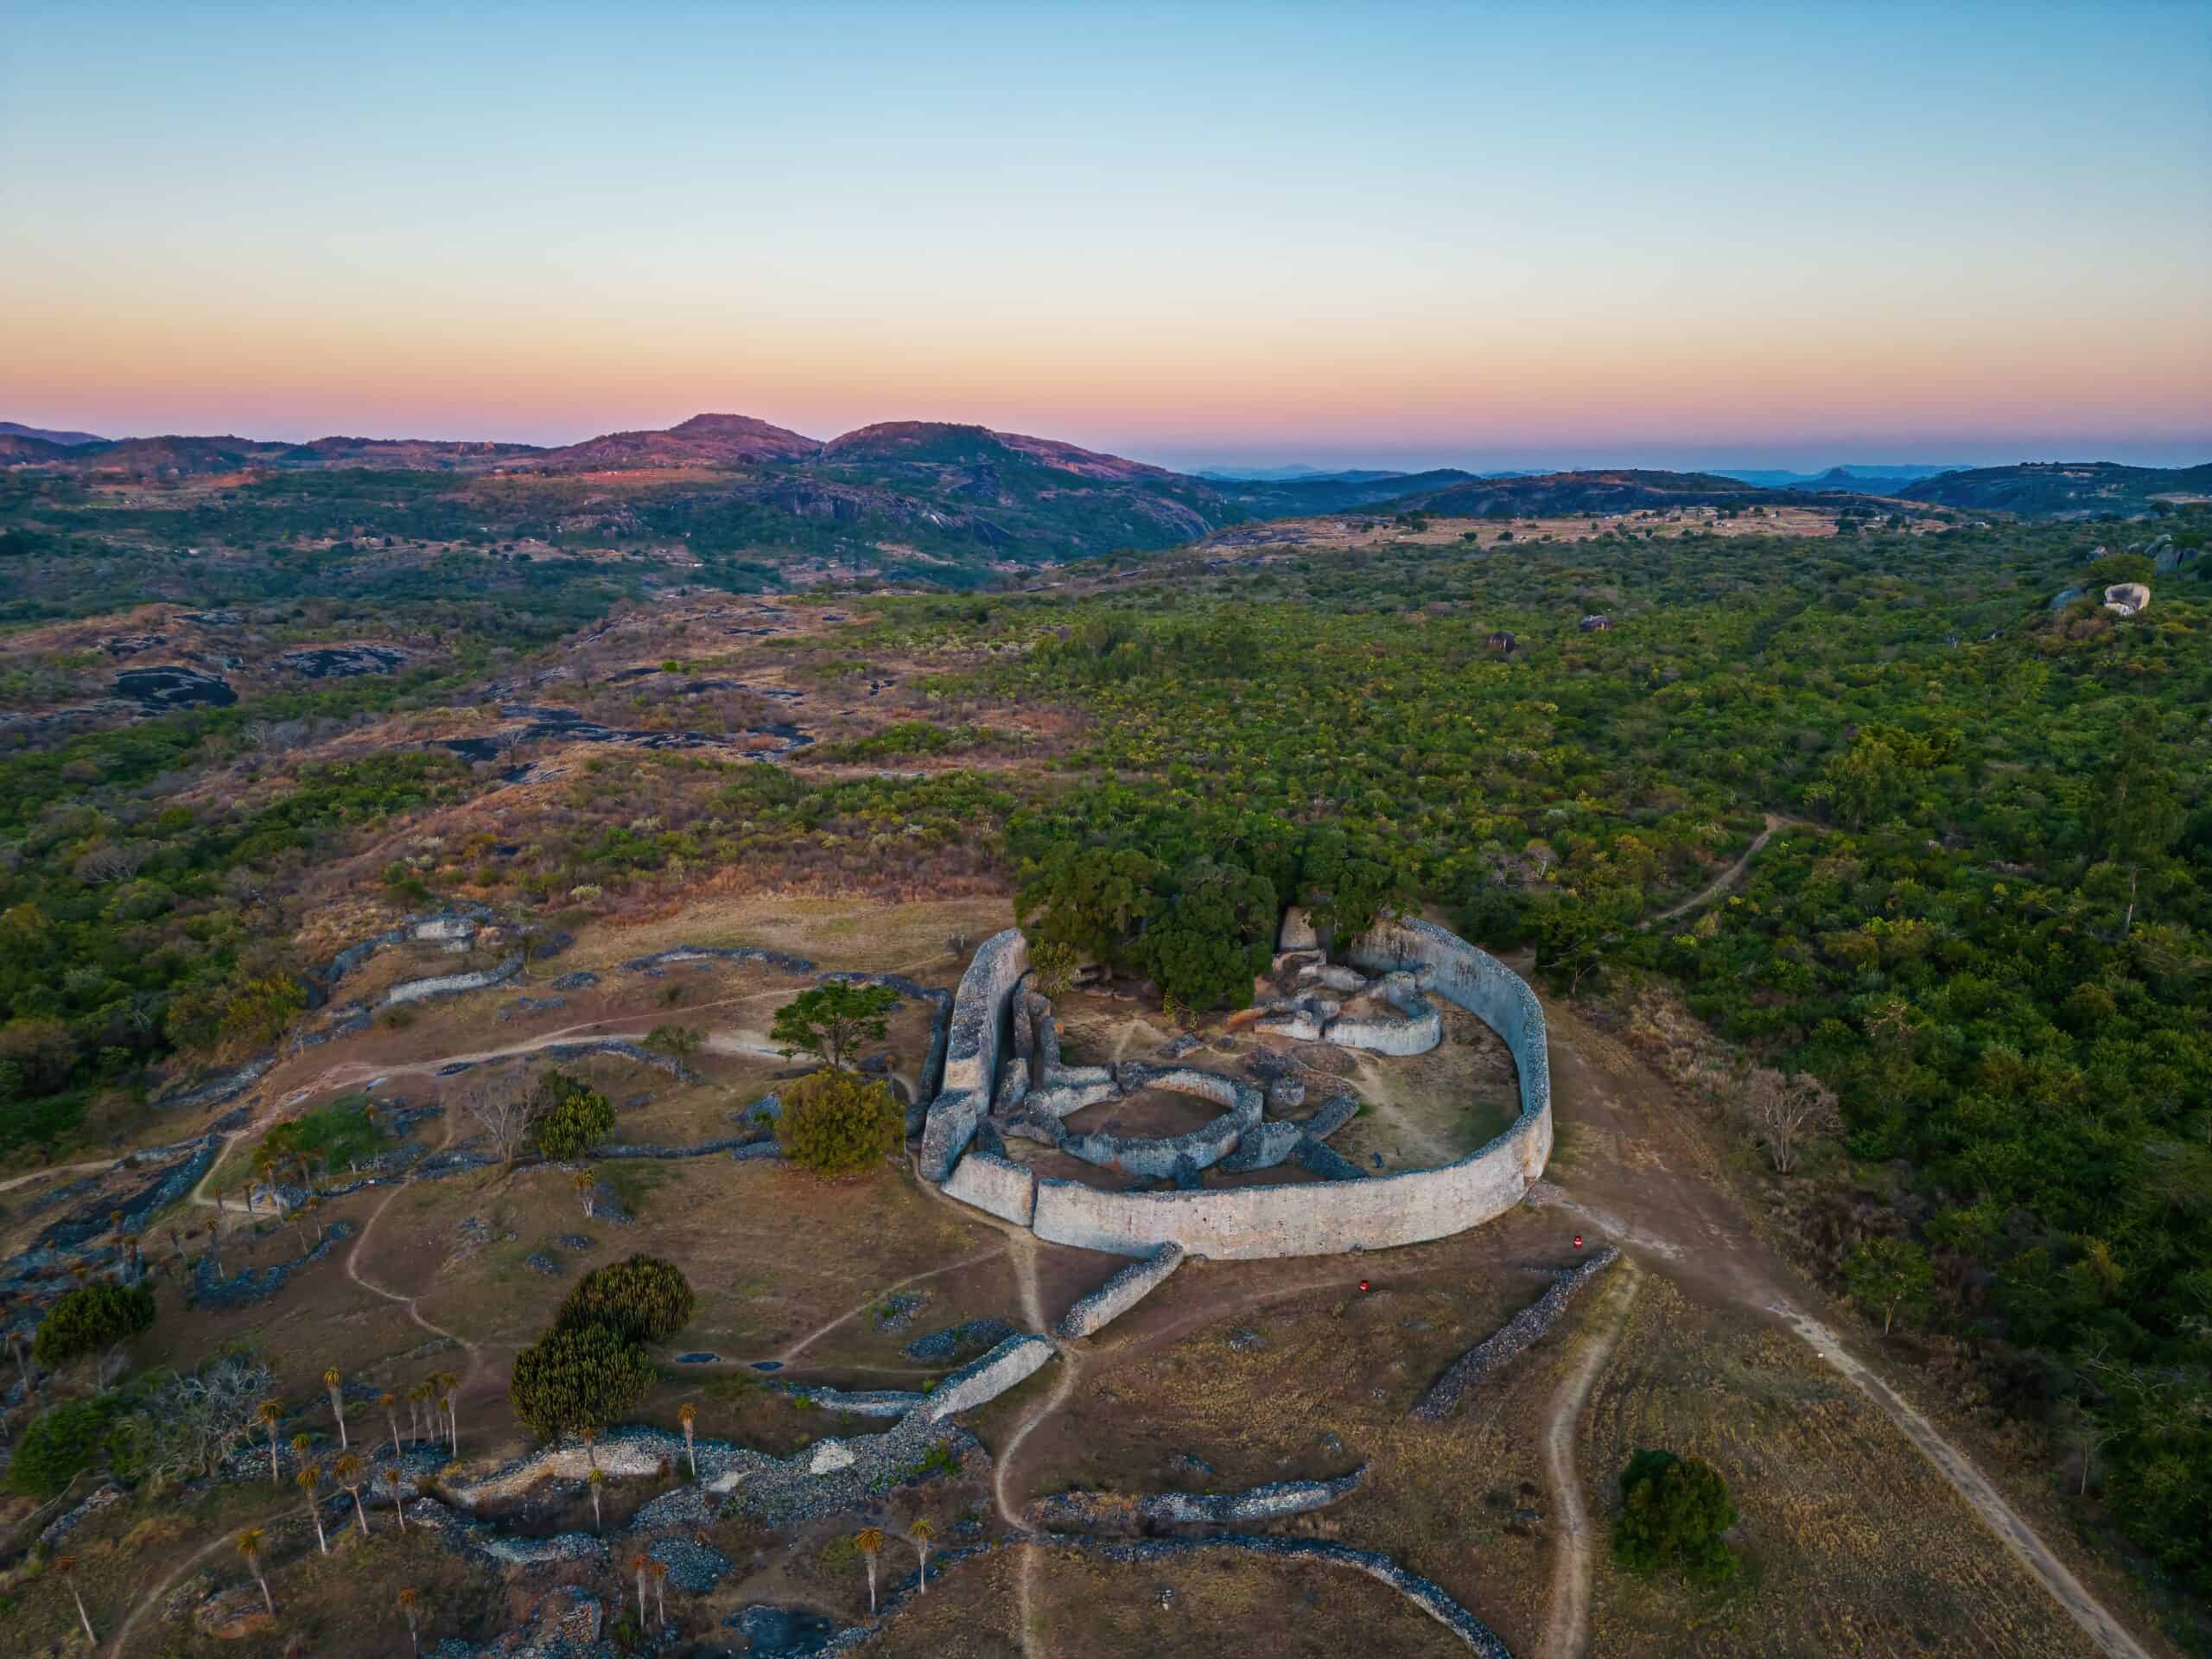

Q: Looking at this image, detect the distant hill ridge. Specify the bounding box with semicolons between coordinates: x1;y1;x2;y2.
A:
4;412;2200;523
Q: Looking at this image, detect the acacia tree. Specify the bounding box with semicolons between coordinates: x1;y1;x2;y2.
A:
771;982;900;1073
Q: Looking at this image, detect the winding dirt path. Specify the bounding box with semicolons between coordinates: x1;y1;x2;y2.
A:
1641;812;1799;929
773;1243;1010;1367
1534;1258;1642;1659
1538;1001;2158;1659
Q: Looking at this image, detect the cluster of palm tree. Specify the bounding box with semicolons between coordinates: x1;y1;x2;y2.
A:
627;1552;673;1629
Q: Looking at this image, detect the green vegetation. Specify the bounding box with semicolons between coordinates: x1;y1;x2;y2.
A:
252;1095;390;1179
775;1069;905;1177
508;1321;657;1441
7;1396;120;1497
32;1282;156;1367
555;1255;698;1347
771;982;901;1073
1613;1448;1738;1584
531;1071;615;1160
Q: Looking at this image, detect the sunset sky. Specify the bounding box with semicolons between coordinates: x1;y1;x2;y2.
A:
3;2;2208;471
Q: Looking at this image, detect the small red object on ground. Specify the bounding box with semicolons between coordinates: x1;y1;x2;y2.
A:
1357;1279;1370;1294
1573;1234;1584;1249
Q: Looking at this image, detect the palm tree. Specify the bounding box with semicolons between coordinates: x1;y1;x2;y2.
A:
407;1380;433;1444
235;1527;274;1618
381;1391;403;1458
629;1551;650;1626
855;1527;883;1614
333;1452;371;1536
677;1402;698;1480
385;1466;409;1532
397;1586;422;1656
55;1553;95;1644
296;1463;330;1554
573;1169;596;1219
257;1399;284;1483
580;1426;598;1471
323;1368;348;1449
587;1468;605;1532
909;1516;934;1592
648;1558;670;1628
442;1373;461;1453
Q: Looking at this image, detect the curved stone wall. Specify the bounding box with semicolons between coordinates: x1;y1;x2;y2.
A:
931;916;1550;1262
918;929;1028;1180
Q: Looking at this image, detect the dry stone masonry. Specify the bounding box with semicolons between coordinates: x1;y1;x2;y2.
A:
922;915;1552;1261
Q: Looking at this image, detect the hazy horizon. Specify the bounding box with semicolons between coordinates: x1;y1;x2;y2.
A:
4;3;2208;465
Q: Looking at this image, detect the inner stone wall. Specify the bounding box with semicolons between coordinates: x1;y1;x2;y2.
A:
918;929;1029;1180
1014;917;1551;1260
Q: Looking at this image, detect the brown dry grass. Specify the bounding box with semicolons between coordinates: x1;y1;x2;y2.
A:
1580;1275;2102;1659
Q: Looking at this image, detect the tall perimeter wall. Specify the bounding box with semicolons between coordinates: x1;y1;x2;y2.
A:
918;929;1030;1181
1001;917;1553;1260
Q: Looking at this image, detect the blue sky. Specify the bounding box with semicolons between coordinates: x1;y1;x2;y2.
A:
3;1;2207;468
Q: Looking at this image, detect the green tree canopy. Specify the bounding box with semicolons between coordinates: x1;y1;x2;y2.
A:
33;1281;156;1367
770;982;900;1073
775;1068;905;1177
1613;1448;1738;1584
509;1321;655;1440
555;1255;696;1347
531;1071;614;1160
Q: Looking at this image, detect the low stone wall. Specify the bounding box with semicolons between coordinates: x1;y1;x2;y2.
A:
944;1146;1037;1227
1020;917;1548;1260
1415;1248;1618;1421
385;953;523;1006
1031;1464;1366;1530
1324;972;1443;1056
919;930;1028;1180
918;1332;1055;1421
1057;1244;1184;1338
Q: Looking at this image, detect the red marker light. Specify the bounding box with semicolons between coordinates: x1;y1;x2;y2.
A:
1357;1280;1370;1294
1573;1235;1584;1249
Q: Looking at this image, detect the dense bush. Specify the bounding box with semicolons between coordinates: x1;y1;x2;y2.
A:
1613;1448;1737;1583
531;1071;614;1159
775;1069;904;1177
7;1397;118;1496
508;1321;656;1440
555;1255;696;1347
32;1281;156;1366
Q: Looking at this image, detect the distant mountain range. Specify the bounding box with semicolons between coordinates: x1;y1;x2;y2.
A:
4;416;2201;564
0;420;105;446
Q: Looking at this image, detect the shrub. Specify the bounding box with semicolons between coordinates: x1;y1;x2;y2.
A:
775;1069;904;1177
1029;940;1079;998
532;1071;614;1159
33;1281;156;1366
9;1397;118;1496
556;1255;696;1346
509;1322;655;1440
1612;1448;1737;1583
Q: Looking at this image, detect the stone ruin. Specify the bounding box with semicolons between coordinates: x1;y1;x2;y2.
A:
921;911;1552;1262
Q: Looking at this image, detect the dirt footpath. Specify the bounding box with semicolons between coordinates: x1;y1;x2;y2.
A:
1534;998;2166;1659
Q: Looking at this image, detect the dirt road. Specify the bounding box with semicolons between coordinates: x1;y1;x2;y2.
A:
1536;999;2158;1659
1534;1258;1641;1659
